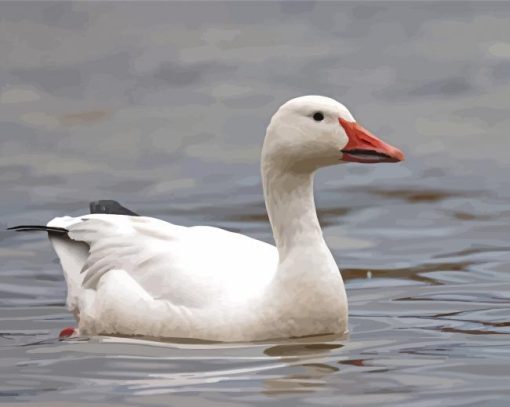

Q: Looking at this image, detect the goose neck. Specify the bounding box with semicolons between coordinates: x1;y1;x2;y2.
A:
262;162;325;258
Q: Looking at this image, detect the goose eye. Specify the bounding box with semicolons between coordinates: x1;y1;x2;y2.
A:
313;112;324;122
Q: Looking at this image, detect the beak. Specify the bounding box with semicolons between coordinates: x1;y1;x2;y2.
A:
339;117;404;163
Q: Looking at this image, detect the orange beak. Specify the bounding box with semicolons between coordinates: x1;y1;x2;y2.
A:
339;117;404;163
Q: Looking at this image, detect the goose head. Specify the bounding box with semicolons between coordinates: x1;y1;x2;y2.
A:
264;95;404;170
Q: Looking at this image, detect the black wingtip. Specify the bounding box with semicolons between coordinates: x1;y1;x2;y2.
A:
7;225;68;235
89;200;139;216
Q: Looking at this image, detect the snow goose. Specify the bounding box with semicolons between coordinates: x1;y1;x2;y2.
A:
9;95;404;342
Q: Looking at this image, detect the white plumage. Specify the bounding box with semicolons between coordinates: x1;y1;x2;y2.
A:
35;95;404;341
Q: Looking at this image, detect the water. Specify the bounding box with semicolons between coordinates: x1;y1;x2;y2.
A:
1;2;510;406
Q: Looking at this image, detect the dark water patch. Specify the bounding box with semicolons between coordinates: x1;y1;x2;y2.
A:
342;260;474;285
358;188;479;203
433;245;510;259
395;290;510;305
449;211;495;221
338;358;366;367
264;343;343;358
439;326;509;336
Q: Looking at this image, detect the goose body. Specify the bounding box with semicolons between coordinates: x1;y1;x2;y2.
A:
11;96;404;342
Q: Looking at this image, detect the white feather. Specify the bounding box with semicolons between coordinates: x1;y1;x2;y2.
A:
42;96;382;341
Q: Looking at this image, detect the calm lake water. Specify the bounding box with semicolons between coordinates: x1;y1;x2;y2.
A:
1;2;510;406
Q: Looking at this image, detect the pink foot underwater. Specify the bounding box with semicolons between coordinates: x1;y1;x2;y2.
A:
59;326;78;339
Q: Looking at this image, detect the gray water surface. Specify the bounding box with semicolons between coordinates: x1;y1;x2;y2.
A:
1;2;510;406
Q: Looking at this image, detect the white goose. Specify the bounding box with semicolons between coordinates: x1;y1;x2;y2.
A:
10;96;404;342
